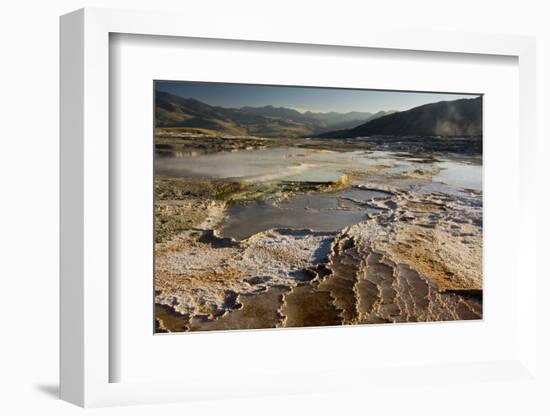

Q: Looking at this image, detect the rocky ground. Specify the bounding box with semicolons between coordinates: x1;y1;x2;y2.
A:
154;154;482;332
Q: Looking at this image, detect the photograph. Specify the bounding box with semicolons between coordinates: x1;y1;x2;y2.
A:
153;80;483;333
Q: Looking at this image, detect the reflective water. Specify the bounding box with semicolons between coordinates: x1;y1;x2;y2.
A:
156;146;481;190
219;189;388;241
432;159;482;191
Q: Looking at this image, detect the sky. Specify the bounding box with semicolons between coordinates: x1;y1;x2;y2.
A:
156;80;480;114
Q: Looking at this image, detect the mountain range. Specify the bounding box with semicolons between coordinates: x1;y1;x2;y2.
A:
155;91;393;137
156;91;482;139
320;96;482;138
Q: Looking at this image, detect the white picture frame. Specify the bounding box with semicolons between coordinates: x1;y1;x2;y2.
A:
60;7;538;407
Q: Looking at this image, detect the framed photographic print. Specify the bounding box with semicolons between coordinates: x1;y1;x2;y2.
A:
60;8;538;408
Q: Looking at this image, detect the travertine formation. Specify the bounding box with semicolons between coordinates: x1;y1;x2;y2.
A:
155;177;482;332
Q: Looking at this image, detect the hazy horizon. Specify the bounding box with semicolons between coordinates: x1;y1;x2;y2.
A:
156;80;481;114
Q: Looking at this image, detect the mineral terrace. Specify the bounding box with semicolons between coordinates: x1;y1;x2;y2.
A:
154;134;482;332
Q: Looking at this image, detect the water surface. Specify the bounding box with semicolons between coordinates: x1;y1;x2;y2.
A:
219;189;387;240
156;146;482;191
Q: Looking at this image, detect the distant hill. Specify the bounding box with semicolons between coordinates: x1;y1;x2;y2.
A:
155;91;392;137
308;110;395;134
319;97;482;138
155;92;297;136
